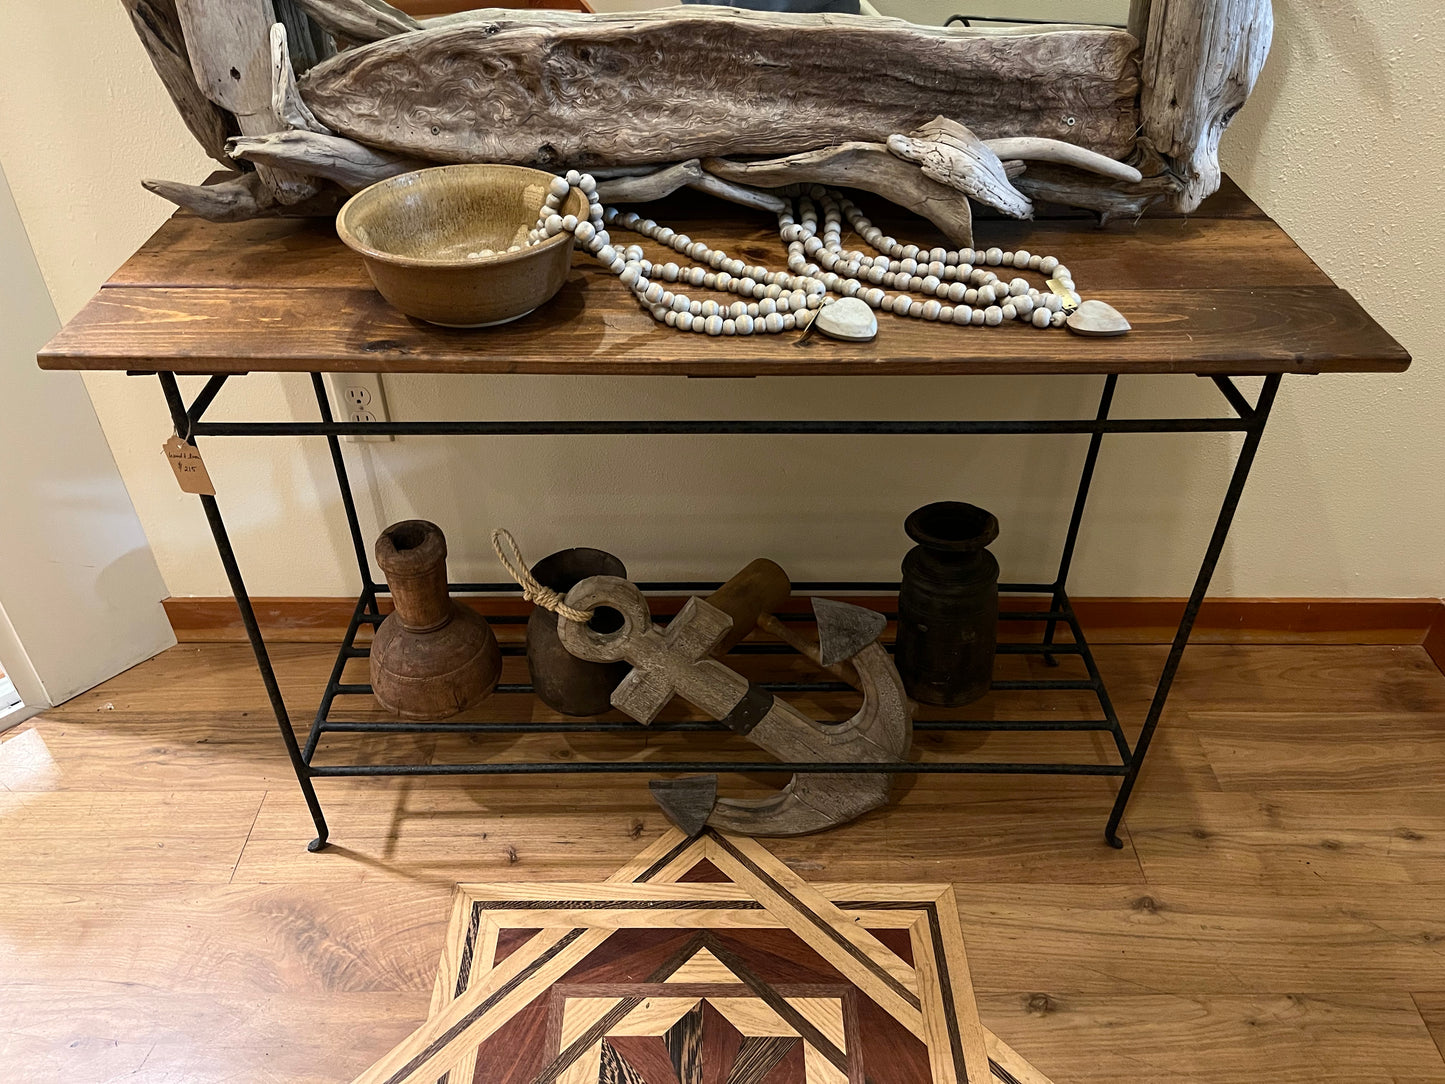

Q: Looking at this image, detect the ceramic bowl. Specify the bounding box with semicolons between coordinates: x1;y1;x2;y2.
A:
336;164;589;328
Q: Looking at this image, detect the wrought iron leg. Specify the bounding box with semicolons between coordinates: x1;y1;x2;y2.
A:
1104;373;1283;847
158;372;331;851
1042;374;1118;665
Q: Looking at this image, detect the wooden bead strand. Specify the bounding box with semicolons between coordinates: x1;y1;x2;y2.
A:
529;173;1080;335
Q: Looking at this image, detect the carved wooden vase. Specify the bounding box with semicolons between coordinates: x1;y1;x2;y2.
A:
371;520;501;720
526;547;630;717
895;502;1000;707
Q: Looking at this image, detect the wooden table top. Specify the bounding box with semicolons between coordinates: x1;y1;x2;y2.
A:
39;177;1409;378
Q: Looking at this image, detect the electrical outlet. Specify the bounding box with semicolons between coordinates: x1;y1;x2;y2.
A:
325;374;393;442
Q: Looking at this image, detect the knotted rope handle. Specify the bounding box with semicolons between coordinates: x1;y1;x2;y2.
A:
490;528;596;623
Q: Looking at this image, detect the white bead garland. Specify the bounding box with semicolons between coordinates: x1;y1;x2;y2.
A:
524;173;1080;337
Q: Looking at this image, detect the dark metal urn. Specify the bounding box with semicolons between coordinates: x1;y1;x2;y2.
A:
526;548;631;716
895;502;1000;707
371;520;502;720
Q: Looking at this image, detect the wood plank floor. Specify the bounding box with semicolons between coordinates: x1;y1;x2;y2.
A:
2;641;1444;1082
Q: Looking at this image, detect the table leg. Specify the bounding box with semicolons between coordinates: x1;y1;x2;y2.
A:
1042;374;1118;665
157;372;331;852
1104;373;1283;847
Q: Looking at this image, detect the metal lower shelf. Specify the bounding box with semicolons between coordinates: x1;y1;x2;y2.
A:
300;581;1134;779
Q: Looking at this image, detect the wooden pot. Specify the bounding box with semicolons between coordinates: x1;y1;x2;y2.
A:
370;520;501;720
526;547;630;717
895;502;1000;707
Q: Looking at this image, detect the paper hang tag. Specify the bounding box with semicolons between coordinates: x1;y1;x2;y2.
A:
162;435;216;496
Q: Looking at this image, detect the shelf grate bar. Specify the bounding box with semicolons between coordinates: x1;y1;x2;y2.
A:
309;760;1130;777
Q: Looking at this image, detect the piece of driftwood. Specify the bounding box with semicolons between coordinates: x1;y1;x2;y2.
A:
984;137;1143;184
122;0;238;167
270;23;329;134
1129;0;1153;51
272;0;337;73
704;145;975;247
141;171;345;222
557;577;911;836
587;165;668;181
298;8;1141;167
174;0;317;203
887;117;1034;220
133;0;1272;224
1012;160;1176;224
229;130;424;190
594;161;704;205
691;172;788;214
1139;0;1274;211
595;160;788;215
293;0;420;42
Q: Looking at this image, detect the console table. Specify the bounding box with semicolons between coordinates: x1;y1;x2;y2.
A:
39;179;1409;852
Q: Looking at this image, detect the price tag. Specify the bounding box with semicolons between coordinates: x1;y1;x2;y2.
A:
162;435;216;496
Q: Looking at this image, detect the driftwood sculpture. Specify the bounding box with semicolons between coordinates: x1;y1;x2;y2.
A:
1139;0;1275;211
297;10;1140;166
132;0;1272;227
556;577;912;837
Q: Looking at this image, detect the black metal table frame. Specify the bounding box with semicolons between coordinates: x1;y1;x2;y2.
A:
152;368;1282;853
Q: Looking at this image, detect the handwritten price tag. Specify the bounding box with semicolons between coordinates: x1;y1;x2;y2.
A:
162;435;216;496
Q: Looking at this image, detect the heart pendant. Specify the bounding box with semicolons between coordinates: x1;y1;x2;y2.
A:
812;297;879;342
1065;299;1131;337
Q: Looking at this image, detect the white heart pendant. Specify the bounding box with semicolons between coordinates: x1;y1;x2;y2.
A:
813;297;879;342
1066;299;1131;337
1069;299;1132;338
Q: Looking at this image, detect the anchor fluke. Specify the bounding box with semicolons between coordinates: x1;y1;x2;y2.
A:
813;596;888;666
650;775;719;836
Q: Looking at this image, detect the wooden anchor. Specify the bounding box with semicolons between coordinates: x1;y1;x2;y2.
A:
556;576;913;836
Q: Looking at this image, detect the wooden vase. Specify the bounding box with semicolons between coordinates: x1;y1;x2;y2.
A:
526;547;630;717
895;502;1000;707
370;520;501;720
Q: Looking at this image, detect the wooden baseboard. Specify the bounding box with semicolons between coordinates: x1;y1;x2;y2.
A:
1424;606;1445;675
163;595;1445;666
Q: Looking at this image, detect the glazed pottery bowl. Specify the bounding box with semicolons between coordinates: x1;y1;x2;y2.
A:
336;164;589;328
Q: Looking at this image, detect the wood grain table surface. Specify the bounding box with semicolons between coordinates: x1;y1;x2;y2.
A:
38;177;1410;378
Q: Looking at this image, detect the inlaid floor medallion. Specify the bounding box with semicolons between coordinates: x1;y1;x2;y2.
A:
351;830;1056;1084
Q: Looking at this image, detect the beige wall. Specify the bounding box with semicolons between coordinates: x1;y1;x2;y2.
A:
1;2;1438;601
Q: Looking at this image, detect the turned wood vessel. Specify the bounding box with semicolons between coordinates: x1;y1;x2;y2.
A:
895;502;1000;707
525;547;630;717
371;520;501;719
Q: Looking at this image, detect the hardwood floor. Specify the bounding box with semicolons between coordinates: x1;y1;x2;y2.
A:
2;641;1444;1082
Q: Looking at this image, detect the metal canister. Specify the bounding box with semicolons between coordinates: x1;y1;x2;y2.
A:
895;502;1000;706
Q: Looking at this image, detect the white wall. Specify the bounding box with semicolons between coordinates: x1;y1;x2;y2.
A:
0;159;175;711
0;2;1438;603
869;1;1130;26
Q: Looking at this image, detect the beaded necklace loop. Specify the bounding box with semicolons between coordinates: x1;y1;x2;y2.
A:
529;172;1078;336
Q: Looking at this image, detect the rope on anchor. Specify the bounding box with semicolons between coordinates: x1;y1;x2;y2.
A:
490;528;596;623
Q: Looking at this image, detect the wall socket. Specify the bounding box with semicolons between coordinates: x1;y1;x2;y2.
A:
324;373;393;443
